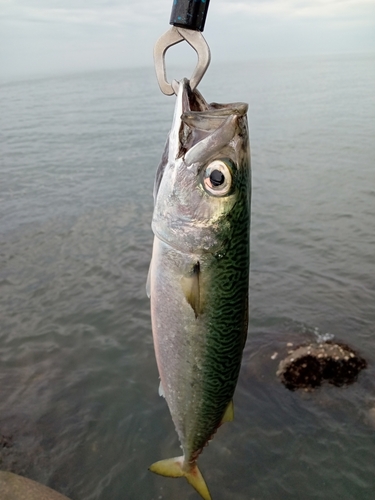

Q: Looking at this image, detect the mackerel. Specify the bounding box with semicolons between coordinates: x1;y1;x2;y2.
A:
148;78;251;499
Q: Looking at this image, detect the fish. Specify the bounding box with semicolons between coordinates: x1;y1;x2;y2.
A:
148;78;251;500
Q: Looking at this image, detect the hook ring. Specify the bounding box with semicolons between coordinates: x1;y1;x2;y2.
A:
153;26;211;96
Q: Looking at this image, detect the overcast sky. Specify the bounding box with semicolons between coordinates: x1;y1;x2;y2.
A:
1;0;374;79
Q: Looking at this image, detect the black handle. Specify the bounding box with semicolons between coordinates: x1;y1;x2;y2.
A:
170;0;210;32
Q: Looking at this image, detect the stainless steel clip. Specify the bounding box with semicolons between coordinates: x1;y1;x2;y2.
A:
153;26;211;96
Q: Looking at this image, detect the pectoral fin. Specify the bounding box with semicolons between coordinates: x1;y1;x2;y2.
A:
181;261;201;318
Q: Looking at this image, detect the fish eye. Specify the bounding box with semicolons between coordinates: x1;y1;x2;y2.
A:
202;160;232;196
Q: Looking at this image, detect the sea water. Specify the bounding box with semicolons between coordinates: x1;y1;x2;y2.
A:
1;53;375;499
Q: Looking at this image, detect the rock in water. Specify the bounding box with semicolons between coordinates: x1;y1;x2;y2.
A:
277;342;367;390
0;471;72;500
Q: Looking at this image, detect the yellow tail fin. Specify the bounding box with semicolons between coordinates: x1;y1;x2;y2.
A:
149;456;212;500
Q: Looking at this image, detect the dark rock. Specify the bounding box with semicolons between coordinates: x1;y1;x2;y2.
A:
277;342;367;391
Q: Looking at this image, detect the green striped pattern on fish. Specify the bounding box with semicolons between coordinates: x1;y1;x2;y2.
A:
202;200;250;413
189;169;250;459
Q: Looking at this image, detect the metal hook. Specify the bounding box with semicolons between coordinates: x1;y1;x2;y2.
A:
153;26;211;96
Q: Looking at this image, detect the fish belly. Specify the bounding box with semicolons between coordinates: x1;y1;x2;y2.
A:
150;235;247;460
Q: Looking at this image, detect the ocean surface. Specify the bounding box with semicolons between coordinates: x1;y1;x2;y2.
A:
1;53;375;500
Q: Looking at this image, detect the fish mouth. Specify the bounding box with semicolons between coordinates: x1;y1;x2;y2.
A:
174;80;248;167
178;78;248;117
179;78;210;115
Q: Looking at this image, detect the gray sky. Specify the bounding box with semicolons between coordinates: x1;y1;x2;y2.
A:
1;0;374;79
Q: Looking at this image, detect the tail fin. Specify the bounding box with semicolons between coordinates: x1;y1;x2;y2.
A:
149;456;212;500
